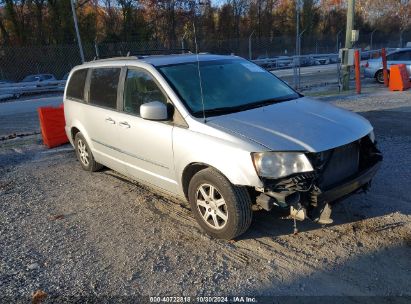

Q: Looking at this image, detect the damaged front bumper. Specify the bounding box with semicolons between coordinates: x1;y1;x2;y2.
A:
316;160;381;204
255;136;383;224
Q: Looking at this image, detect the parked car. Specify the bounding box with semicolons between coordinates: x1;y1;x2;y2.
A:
276;56;293;68
364;48;411;83
299;56;315;66
21;73;56;83
0;79;14;85
64;54;382;239
313;57;330;65
254;56;278;70
254;55;271;68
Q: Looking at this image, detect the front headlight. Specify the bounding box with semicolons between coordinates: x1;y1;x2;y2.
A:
252;152;313;179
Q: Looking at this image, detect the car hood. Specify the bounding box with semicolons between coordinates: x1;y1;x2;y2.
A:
207;97;373;152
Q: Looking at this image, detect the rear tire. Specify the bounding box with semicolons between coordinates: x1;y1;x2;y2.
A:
188;168;253;240
74;132;103;172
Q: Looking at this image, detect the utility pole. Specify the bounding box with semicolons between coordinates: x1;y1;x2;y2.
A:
71;0;85;63
342;0;355;91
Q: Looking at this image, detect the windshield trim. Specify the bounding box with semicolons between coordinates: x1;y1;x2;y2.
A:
155;58;302;118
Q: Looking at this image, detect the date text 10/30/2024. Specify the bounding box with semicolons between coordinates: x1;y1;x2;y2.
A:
149;296;257;303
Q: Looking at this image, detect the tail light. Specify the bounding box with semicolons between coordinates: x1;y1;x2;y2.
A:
365;61;369;68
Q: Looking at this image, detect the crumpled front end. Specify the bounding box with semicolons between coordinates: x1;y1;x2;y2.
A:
255;135;383;224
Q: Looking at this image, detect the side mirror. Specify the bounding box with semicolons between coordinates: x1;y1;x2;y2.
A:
140;101;168;121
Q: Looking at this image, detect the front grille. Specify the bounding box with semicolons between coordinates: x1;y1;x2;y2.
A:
319;142;359;189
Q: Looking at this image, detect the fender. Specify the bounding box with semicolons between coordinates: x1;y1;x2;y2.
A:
173;126;264;196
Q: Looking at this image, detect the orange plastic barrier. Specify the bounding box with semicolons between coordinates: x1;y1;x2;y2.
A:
389;64;411;91
38;104;69;148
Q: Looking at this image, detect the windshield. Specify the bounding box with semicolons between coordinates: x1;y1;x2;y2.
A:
158;58;299;117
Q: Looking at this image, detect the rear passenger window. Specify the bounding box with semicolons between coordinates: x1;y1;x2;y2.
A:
89;68;121;109
396;51;411;60
123;69;167;115
388;52;410;61
66;69;88;101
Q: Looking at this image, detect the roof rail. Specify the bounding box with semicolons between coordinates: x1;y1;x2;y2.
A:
88;48;193;62
92;56;138;62
126;48;191;57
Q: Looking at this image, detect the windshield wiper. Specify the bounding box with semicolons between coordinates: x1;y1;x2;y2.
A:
192;95;298;117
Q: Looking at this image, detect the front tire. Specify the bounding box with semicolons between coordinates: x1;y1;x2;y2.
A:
74;132;103;172
188;168;253;240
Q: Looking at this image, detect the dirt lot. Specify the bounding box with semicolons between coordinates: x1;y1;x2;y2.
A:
0;88;410;301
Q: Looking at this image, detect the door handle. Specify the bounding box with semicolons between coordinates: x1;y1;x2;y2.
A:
119;121;130;128
105;117;115;124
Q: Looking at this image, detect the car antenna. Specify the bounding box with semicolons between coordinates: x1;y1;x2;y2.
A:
193;20;206;123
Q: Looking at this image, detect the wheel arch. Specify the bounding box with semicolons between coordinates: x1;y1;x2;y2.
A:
71;127;81;142
69;122;93;150
181;162;229;201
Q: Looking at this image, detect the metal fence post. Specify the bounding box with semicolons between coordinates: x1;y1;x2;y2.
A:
336;29;343;53
181;32;187;54
248;30;255;60
294;0;302;89
400;29;405;48
297;29;306;89
337;56;342;92
370;29;377;51
71;0;85;63
94;39;100;59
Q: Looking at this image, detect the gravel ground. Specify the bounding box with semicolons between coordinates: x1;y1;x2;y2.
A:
0;88;410;302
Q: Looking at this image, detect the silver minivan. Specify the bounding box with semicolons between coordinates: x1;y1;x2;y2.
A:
64;54;382;239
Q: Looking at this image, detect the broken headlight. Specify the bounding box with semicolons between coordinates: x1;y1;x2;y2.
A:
252;152;314;179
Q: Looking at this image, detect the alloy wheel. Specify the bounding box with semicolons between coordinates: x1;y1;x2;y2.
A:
196;184;228;230
77;139;89;166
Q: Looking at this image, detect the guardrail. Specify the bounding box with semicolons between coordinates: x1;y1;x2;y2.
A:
0;80;66;100
252;53;339;70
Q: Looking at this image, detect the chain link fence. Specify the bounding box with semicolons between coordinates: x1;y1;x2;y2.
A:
0;41;173;82
1;33;410;98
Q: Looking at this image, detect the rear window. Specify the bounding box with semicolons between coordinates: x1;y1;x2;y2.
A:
66;69;88;101
89;68;121;109
388;51;411;61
